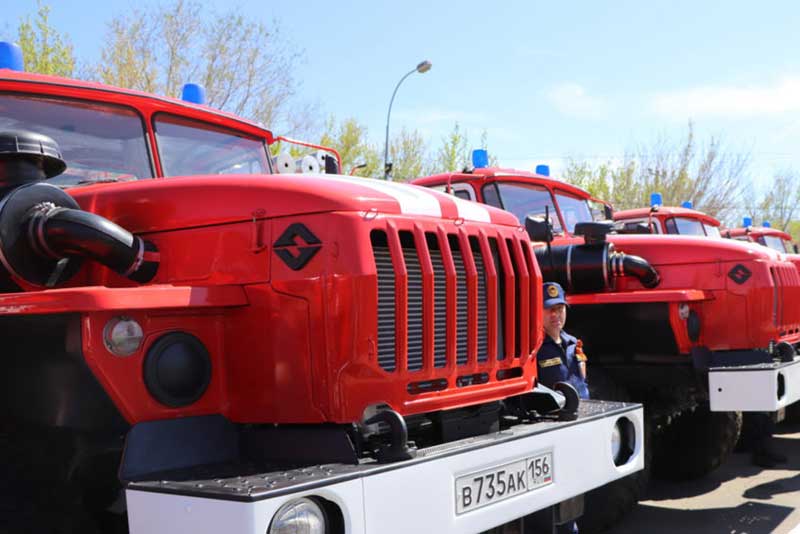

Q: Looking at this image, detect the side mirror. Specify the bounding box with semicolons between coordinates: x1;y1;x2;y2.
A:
525;215;554;243
794;244;799;254
324;154;340;175
604;205;613;220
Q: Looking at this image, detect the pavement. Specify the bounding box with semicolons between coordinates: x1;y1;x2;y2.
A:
607;420;800;534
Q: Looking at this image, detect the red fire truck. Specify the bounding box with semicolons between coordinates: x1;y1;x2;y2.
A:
0;44;642;534
413;165;800;529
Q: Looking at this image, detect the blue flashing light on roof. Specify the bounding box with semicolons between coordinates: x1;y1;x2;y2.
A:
650;192;663;208
471;149;488;169
763;221;771;228
181;83;206;105
0;42;24;72
743;216;753;227
535;164;550;176
681;200;693;209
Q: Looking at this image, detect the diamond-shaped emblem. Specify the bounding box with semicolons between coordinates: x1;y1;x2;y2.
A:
273;223;321;270
728;264;752;285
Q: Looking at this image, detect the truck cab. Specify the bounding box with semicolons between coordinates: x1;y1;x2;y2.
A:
0;46;642;534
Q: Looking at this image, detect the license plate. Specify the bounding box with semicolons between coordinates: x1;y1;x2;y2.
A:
455;450;554;515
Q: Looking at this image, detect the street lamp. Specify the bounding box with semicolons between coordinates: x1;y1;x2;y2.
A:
384;60;432;180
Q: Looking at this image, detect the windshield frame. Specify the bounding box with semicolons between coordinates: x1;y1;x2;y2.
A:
0;91;155;188
152;111;272;177
482;180;564;233
760;235;788;253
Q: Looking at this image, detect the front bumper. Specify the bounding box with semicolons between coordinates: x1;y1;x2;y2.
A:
126;400;643;534
709;356;800;412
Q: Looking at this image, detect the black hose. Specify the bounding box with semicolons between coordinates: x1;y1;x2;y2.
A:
28;204;158;283
611;251;660;288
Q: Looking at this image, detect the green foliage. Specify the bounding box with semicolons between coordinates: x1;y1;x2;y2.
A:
434;123;470;173
17;2;75;77
388;128;429;182
754;169;800;234
562;123;751;223
319;116;381;177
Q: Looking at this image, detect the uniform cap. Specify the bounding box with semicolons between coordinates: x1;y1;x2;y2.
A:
543;282;568;309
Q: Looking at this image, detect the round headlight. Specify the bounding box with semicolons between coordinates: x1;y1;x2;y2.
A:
268;497;327;534
103;316;143;356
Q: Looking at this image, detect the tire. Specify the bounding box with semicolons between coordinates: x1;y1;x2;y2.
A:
652;406;742;481
578;367;652;534
783;402;800;425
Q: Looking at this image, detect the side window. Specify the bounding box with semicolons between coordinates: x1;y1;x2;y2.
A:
665;218;678;234
454;190;472;201
482;183;503;209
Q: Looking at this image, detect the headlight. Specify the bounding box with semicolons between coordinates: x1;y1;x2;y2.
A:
268;498;327;534
612;417;636;466
103;316;143;356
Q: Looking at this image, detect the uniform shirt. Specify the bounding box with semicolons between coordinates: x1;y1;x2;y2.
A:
536;331;590;400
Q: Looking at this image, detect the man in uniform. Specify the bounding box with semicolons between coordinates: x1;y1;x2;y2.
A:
537;281;589;399
536;282;589;534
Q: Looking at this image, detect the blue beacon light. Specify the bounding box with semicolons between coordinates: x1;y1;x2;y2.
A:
650;192;663;208
471;149;488;169
535;164;550;176
681;201;693;209
0;42;24;71
181;83;206;105
763;221;771;228
743;217;753;227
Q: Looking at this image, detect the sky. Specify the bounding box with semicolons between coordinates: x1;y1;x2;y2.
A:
3;0;800;196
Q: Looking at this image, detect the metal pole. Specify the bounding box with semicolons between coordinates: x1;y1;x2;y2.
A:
384;68;416;181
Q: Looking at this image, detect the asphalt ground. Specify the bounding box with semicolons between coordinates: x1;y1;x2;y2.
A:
607;420;800;534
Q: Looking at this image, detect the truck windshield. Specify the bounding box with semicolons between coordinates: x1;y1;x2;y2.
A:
154;114;270;176
664;217;706;236
554;191;595;233
760;235;787;252
0;94;153;187
485;182;562;233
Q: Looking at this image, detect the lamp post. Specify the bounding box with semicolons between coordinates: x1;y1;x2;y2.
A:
384;60;432;180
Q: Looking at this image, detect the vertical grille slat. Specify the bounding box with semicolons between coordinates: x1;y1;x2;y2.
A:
428;234;448;368
401;231;424;371
450;235;469;366
372;231;396;371
470;236;489;362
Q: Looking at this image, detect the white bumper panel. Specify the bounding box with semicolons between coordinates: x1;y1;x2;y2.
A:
126;402;643;534
709;357;800;412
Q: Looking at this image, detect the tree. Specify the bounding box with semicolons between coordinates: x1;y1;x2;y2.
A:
433;123;470;173
319;116;381;177
16;2;75;77
388;128;430;182
94;0;313;136
754;169;800;232
562;123;752;223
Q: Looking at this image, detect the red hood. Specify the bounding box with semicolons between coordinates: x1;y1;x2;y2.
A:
70;174;519;232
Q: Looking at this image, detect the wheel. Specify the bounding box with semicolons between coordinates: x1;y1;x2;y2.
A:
782;402;800;425
652;406;742;481
578;367;652;534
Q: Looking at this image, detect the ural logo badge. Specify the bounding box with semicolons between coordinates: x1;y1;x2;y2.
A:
274;223;321;270
728;264;752;285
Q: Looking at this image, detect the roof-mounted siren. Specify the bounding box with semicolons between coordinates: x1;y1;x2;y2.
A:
181;83;206;105
273;153;323;175
743;216;753;227
681;200;693;209
763;221;771;228
0;42;24;72
650;192;663;210
472;149;489;169
535;164;550;177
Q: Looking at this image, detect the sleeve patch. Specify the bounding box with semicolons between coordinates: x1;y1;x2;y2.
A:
539;357;562;368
